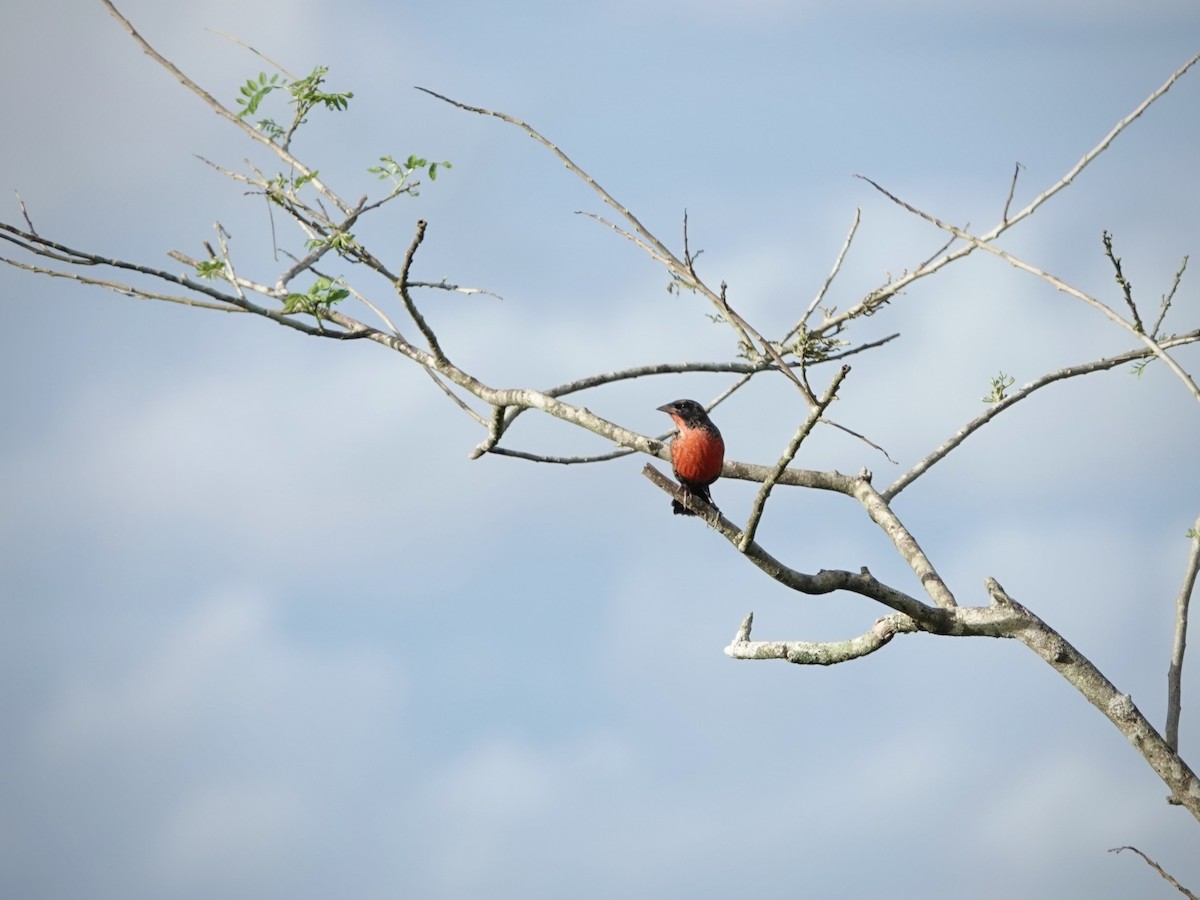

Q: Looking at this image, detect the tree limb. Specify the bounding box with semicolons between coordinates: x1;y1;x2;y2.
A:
1167;517;1200;752
724;611;919;665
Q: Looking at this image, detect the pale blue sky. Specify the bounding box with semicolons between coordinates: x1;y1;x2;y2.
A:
2;2;1199;898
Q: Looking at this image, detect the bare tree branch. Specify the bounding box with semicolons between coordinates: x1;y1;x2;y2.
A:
1001;161;1023;223
5;11;1198;840
1102;230;1143;334
0;256;244;312
415;86;676;268
1109;846;1198;899
644;462;958;611
395;219;447;363
1167;517;1200;752
725;610;919;665
1152;254;1190;339
785;207;861;344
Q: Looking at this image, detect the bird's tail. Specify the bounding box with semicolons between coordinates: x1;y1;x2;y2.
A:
672;484;718;516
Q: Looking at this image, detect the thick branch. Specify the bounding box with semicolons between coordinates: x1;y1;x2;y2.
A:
984;578;1200;819
724;573;1200;821
642;463;952;626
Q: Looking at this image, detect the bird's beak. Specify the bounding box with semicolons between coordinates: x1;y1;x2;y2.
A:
656;402;675;414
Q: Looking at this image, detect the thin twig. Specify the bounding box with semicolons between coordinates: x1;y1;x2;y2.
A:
739;365;851;551
395;219;446;363
424;367;489;427
1001;161;1023;223
822;418;897;465
1108;847;1198;900
487;445;638;465
213;222;248;305
1152;255;1189;339
715;281;818;406
276;197;366;291
1166;516;1200;752
0;256;246;312
576;210;672;266
678;211;756;357
786;207;861;342
1102;230;1143;333
416;86;676;265
14;191;36;234
345;282;403;337
407;279;503;299
205;28;298;80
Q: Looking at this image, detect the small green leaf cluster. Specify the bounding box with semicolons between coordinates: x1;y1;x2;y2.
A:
305;230;358;253
789;324;847;365
235;65;352;142
368;154;452;196
236;72;285;119
283;276;350;319
192;258;226;280
289;65;353;117
982;372;1016;404
264;170;319;205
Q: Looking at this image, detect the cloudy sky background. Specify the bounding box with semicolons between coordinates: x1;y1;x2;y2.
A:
2;1;1199;898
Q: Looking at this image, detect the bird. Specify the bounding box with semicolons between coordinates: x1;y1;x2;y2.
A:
657;399;725;516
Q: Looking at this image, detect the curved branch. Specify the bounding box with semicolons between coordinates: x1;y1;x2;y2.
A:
642;463;951;625
1109;847;1198;899
724;611;919;665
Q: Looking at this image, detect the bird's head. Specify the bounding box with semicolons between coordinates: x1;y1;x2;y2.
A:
657;399;709;428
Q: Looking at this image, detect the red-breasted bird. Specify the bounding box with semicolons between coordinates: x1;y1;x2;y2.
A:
657;399;725;516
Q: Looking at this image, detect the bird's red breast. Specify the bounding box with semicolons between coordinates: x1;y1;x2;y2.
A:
669;420;724;486
658;399;724;488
